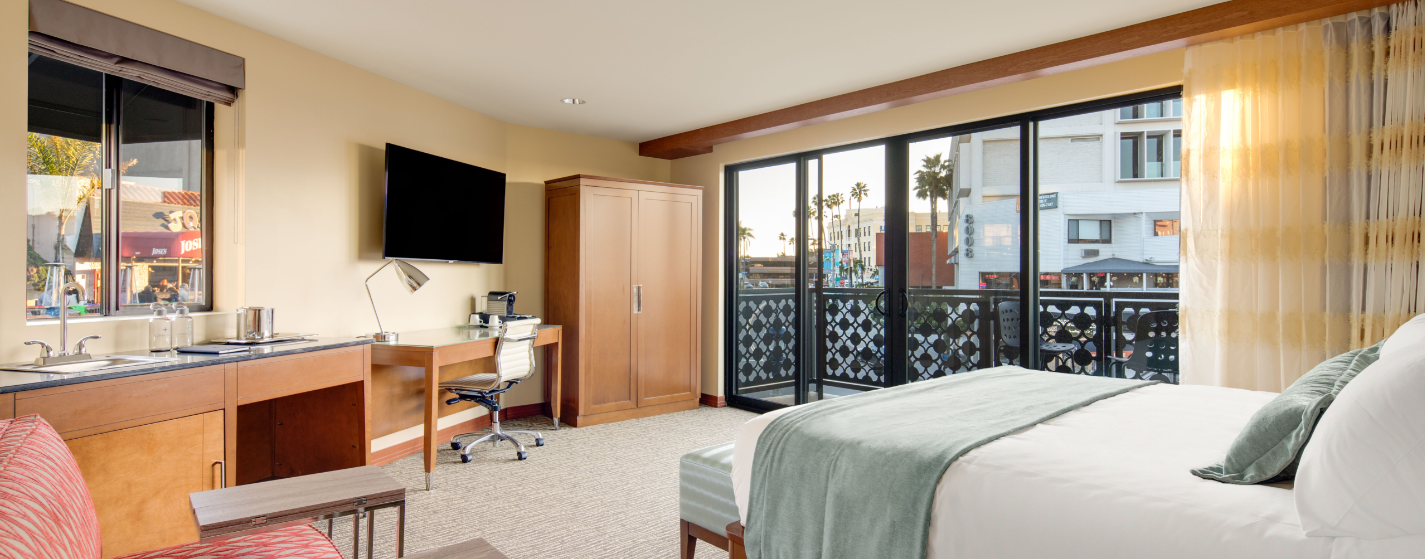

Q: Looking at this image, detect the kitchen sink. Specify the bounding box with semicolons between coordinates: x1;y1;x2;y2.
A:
0;355;176;374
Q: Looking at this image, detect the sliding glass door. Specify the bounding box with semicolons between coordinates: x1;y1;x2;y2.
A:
813;145;887;400
726;88;1185;411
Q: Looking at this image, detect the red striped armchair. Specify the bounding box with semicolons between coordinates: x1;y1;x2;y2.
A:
0;415;342;559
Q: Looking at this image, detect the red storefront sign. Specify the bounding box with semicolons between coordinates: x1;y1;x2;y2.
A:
120;231;202;259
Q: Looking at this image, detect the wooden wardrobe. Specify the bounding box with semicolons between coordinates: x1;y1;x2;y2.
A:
545;175;702;427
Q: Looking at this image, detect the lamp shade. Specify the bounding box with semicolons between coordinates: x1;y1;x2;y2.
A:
392;259;429;293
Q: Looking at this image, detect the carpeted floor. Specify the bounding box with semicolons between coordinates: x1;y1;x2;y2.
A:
331;405;757;559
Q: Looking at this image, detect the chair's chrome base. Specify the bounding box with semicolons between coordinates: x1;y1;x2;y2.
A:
450;413;544;461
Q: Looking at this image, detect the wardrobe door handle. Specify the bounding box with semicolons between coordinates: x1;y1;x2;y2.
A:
633;285;643;314
213;460;227;489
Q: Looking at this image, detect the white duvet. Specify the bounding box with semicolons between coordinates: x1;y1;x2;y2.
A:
732;383;1425;559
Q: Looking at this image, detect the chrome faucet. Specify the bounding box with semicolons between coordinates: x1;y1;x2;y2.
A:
24;281;101;366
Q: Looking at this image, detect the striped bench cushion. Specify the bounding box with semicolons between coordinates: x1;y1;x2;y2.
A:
0;415;102;559
679;442;738;535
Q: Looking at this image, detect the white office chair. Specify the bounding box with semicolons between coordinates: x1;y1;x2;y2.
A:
441;318;546;462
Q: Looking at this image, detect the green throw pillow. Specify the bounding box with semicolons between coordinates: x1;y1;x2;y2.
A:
1192;340;1386;484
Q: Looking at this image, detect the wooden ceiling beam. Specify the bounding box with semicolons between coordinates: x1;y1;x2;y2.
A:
639;0;1397;160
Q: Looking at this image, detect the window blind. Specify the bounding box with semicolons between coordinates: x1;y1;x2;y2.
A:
28;0;244;105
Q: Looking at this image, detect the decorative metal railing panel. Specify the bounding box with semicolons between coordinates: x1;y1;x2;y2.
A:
906;290;1000;381
733;289;797;391
822;289;886;387
732;288;1180;396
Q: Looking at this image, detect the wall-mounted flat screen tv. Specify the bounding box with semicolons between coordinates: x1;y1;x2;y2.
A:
382;143;505;264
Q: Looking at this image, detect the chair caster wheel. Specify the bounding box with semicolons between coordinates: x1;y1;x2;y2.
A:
450;442;462;450
535;438;545;447
517;451;528;460
460;454;473;463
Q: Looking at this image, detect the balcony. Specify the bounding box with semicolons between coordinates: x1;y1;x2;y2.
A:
734;288;1179;398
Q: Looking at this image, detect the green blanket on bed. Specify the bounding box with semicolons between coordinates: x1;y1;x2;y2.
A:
745;367;1156;559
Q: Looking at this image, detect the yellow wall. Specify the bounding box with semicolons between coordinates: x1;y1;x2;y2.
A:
1;0;668;416
670;50;1188;397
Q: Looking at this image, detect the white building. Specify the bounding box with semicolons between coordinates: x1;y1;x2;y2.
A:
953;101;1182;291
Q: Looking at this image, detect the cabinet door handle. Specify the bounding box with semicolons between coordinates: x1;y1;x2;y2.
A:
633;285;643;314
213;460;227;489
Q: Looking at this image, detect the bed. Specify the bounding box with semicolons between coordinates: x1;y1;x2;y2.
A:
731;380;1425;559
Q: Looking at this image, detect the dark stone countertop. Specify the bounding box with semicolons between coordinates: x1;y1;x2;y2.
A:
0;337;374;394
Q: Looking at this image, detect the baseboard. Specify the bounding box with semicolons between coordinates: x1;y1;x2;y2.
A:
699;393;726;408
369;402;547;466
565;398;699;427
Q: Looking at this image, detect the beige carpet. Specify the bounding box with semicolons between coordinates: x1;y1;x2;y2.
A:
330;405;757;559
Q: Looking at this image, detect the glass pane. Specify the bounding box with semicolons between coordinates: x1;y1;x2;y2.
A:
817;145;885;398
907;128;1021;380
27;56;105;320
1170;98;1183;118
733;163;799;404
1038;105;1182;379
1119;134;1139;179
118;81;208;310
1172;132;1182;177
1145;133;1164;178
1145;102;1163;119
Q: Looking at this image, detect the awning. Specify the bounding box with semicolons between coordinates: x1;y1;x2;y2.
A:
120;231;201;259
1060;257;1178;274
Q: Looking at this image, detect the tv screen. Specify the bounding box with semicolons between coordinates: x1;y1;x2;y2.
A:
382;143;505;264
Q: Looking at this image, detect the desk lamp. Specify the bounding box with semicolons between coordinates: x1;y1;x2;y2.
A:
365;259;429;342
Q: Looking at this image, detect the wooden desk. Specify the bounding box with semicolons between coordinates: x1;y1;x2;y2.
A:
369;325;562;490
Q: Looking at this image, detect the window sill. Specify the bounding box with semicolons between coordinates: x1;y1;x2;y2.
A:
1116;177;1180;183
26;310;233;326
1116;117;1182;124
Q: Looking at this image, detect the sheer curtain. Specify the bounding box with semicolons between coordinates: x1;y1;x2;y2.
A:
1182;1;1424;391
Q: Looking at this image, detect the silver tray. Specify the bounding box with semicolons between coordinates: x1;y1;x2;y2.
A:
210;333;316;345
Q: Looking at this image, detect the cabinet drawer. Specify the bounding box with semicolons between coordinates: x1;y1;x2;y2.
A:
17;367;223;436
237;347;364;402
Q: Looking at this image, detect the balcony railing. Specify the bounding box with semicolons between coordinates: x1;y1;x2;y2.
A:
734;288;1179;395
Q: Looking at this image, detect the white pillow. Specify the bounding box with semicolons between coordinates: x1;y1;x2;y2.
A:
1296;341;1425;539
1380;313;1425;359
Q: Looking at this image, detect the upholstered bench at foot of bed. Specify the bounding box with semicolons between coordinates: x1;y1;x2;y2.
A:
680;442;738;559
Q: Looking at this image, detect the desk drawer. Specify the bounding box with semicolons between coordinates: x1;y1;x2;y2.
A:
237;347;364;402
18;367;224;436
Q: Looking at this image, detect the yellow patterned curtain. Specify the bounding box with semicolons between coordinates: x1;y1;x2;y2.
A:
1182;1;1425;391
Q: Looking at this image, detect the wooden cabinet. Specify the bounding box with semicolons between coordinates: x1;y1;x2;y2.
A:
67;411;225;559
3;344;372;558
545;175;702;427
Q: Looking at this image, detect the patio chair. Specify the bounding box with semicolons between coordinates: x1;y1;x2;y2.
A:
1107;309;1179;383
996;301;1076;370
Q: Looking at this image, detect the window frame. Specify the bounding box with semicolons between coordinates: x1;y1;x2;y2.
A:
27;59;215;320
1118;129;1182;180
1067;219;1113;244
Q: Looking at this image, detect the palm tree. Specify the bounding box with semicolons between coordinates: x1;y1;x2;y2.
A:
737;221;754;258
777;232;787;256
824;193;845;284
737;221;754;283
849;182;870;285
913;153;953;288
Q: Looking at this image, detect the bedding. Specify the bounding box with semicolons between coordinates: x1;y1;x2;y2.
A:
744;368;1154;559
733;378;1423;559
1191;340;1383;484
1296;339;1425;539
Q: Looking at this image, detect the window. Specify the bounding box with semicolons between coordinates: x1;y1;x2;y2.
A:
1120;131;1181;179
1068;219;1112;244
1118;99;1182;120
1154;219;1180;236
979;272;1018;290
27;55;212;320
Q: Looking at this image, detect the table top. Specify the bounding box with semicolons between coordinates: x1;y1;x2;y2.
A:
405;538;509;559
0;337;372;394
373;324;560;349
191;466;405;537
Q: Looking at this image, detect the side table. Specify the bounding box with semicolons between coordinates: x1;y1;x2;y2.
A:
191;465;408;558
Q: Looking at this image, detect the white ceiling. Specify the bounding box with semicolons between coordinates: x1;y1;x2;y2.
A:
176;0;1221;143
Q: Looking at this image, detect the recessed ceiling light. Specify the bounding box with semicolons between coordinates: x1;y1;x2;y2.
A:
561;98;586;105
